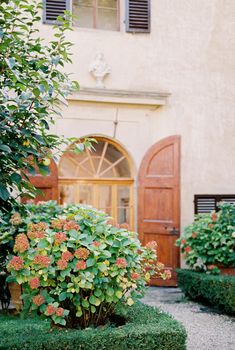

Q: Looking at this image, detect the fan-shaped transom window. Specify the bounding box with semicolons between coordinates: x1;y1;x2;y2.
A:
58;137;134;228
59;139;131;179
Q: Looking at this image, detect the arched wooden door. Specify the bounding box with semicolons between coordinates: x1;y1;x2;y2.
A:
21;160;58;203
138;135;180;286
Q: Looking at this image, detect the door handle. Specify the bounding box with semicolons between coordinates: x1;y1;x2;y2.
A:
164;226;179;235
170;227;179;235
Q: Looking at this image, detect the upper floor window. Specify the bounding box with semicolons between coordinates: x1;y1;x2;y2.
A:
43;0;151;33
73;0;119;31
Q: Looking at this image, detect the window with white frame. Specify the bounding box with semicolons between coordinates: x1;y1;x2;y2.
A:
43;0;151;33
73;0;119;31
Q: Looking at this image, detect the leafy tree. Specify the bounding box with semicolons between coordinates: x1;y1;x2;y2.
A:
0;0;89;210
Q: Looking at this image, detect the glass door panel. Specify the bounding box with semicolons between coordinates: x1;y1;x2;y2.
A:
59;184;77;205
59;182;133;228
97;185;112;216
78;184;94;205
118;207;130;225
117;186;131;225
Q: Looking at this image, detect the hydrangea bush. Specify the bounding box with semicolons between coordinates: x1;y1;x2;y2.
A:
176;202;235;274
7;206;170;328
0;201;64;268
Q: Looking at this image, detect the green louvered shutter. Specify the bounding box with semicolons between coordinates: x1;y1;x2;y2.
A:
43;0;70;24
126;0;151;33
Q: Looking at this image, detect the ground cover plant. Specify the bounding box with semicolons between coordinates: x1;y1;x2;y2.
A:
0;303;187;350
7;205;171;328
177;269;235;315
176;202;235;273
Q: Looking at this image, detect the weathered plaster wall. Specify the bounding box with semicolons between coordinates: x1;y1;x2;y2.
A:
39;0;235;230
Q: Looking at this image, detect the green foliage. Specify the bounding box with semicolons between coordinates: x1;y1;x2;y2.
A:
0;0;95;209
0;303;187;350
7;205;170;328
177;269;235;315
176;203;235;272
0;201;64;265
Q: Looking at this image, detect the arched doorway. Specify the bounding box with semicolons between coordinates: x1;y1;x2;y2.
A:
59;137;134;228
138;135;181;286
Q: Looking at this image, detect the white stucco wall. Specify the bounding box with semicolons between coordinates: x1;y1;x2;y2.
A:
39;0;235;231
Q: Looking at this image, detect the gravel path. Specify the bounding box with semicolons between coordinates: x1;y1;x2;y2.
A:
142;287;235;350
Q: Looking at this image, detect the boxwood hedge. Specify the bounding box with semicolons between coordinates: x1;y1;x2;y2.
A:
0;303;186;350
177;269;235;315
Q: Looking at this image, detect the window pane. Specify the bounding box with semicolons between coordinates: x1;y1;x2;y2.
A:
98;0;117;9
98;185;112;209
97;8;117;30
117;186;130;207
118;207;130;225
59;151;93;178
117;186;130;224
73;0;94;28
59;184;76;205
78;185;94;205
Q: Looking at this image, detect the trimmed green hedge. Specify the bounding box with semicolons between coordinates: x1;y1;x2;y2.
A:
177;269;235;315
0;303;186;350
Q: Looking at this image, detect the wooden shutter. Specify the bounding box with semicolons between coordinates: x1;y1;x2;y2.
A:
126;0;151;33
43;0;70;24
194;195;235;214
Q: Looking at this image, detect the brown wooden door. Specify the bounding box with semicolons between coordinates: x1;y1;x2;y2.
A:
138;135;180;286
21;160;58;203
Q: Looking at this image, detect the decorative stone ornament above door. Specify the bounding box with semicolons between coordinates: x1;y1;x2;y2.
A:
89;52;111;88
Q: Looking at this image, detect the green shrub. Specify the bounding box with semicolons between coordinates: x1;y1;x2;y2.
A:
7;205;171;328
177;269;235;315
0;201;64;258
0;303;186;350
176;202;235;273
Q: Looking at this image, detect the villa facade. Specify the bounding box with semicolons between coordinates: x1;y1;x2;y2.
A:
31;0;235;285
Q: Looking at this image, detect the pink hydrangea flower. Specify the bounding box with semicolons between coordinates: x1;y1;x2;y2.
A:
46;304;56;315
116;258;128;268
63;221;80;231
56;307;64;317
7;256;24;271
54;232;67;244
145;241;157;250
29;277;40;289
51;219;67;230
62;251;73;261
76;260;87;270
32;294;45;306
74;248;90;260
185;246;192;253
57;259;68;270
211;213;217;222
13;233;29;253
131;272;140;280
33;254;51;268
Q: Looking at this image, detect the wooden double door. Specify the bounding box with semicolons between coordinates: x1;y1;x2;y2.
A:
23;135;180;286
138;136;181;286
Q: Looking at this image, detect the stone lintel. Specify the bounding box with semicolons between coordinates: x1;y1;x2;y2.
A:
67;87;170;107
